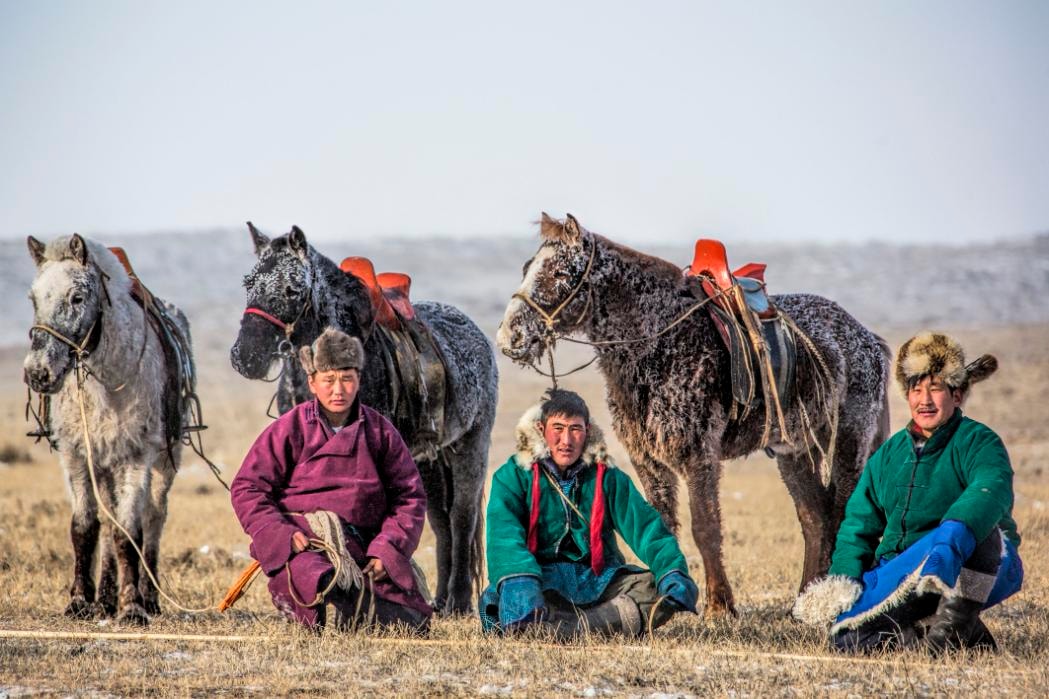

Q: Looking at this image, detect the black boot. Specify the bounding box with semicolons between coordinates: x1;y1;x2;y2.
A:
578;594;643;638
537;595;644;640
328;585;430;635
925;596;993;653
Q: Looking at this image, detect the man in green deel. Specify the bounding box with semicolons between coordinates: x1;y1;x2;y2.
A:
794;332;1023;654
479;389;698;638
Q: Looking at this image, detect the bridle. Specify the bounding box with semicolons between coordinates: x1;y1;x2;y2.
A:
242;296;316;419
28;267;125;390
509;234;733;387
510;235;598;387
511;234;597;337
243;296;313;357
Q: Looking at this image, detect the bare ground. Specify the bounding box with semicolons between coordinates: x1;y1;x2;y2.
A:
1;324;1047;697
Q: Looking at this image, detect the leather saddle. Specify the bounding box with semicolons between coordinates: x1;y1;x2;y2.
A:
339;257;447;462
684;240;796;440
109;247;197;456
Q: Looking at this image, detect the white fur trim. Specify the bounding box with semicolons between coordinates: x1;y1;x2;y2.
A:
792;575;863;627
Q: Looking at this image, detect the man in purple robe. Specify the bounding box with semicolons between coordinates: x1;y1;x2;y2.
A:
231;327;432;632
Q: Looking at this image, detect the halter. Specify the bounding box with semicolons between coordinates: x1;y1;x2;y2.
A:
512;234;597;334
243;296;312;354
510;237;741;388
510;235;598;388
30;318;100;360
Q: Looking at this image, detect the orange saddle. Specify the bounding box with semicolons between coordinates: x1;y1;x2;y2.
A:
338;257;416;331
685;240;772;318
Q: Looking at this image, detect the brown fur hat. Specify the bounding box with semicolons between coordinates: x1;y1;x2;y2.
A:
894;331;998;396
298;327;364;374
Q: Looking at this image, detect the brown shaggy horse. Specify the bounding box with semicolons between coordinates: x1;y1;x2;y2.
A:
497;214;890;616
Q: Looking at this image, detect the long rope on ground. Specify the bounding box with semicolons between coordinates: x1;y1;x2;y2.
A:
0;628;1032;672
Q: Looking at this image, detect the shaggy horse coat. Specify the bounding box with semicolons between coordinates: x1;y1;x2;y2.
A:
498;214;891;615
24;234;192;624
230;225;498;614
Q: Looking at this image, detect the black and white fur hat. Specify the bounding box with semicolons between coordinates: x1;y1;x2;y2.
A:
299;327;365;375
894;331;998;396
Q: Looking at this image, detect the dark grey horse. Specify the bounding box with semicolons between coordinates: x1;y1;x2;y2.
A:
230;224;497;614
498;214;890;617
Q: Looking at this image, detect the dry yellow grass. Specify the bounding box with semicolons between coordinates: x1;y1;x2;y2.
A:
1;325;1047;696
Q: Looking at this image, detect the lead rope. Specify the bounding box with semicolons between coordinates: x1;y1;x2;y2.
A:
525;285;731;387
72;358;218;614
513;236;736;387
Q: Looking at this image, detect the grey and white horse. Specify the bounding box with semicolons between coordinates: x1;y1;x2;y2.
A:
499;214;891;616
23;234;193;624
229;224;498;614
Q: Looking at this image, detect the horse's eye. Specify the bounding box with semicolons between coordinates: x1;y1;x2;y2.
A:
71;294;84;305
285;285;296;298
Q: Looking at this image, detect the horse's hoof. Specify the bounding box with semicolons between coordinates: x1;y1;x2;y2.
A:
702;603;738;620
117;603;150;626
88;601;116;619
142;598;162;616
443;600;474;617
64;597;94;619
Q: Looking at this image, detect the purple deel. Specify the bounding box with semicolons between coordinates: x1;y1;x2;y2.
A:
231;398;432;625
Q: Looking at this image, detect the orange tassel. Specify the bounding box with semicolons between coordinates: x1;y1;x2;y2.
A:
218;560;262;612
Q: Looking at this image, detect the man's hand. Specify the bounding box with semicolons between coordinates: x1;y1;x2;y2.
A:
362;557;388;581
291;531;310;553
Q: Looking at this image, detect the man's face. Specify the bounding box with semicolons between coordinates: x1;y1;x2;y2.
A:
908;375;962;438
307;368;360;421
540;413;588;470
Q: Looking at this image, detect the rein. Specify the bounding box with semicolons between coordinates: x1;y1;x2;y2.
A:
67;357;223;614
513;237;731;386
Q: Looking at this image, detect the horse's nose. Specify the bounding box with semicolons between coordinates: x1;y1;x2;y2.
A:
26;366;51;388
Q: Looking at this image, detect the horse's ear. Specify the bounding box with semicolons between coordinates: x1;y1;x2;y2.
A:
69;233;89;266
288;226;308;260
563;213;583;245
247;221;270;257
540;212;565;242
27;236;46;266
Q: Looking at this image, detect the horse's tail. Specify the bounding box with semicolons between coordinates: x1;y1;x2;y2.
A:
873;333;893;451
472;488;486;595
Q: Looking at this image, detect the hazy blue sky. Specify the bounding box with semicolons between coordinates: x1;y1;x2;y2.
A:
2;1;1046;244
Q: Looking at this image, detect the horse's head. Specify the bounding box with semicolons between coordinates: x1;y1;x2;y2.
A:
24;234;107;394
230;223;321;379
497;212;596;365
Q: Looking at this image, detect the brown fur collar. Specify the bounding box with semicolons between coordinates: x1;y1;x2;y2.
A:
513;404;613;469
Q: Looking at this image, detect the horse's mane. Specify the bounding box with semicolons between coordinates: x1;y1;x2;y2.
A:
592;233;685;287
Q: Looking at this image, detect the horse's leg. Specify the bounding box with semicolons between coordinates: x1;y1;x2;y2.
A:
139;457;175;616
417;458;452;613
111;463;150;625
624;446;681;536
64;460;99;618
776;448;835;593
685;458;736;617
443;422;490;615
95;523;118;617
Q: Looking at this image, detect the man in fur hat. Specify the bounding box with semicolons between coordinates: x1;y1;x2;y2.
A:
480;389;699;638
231;327;432;632
793;332;1023;653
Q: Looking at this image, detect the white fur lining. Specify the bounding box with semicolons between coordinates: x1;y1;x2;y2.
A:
513;403;612;468
792;575;863;627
